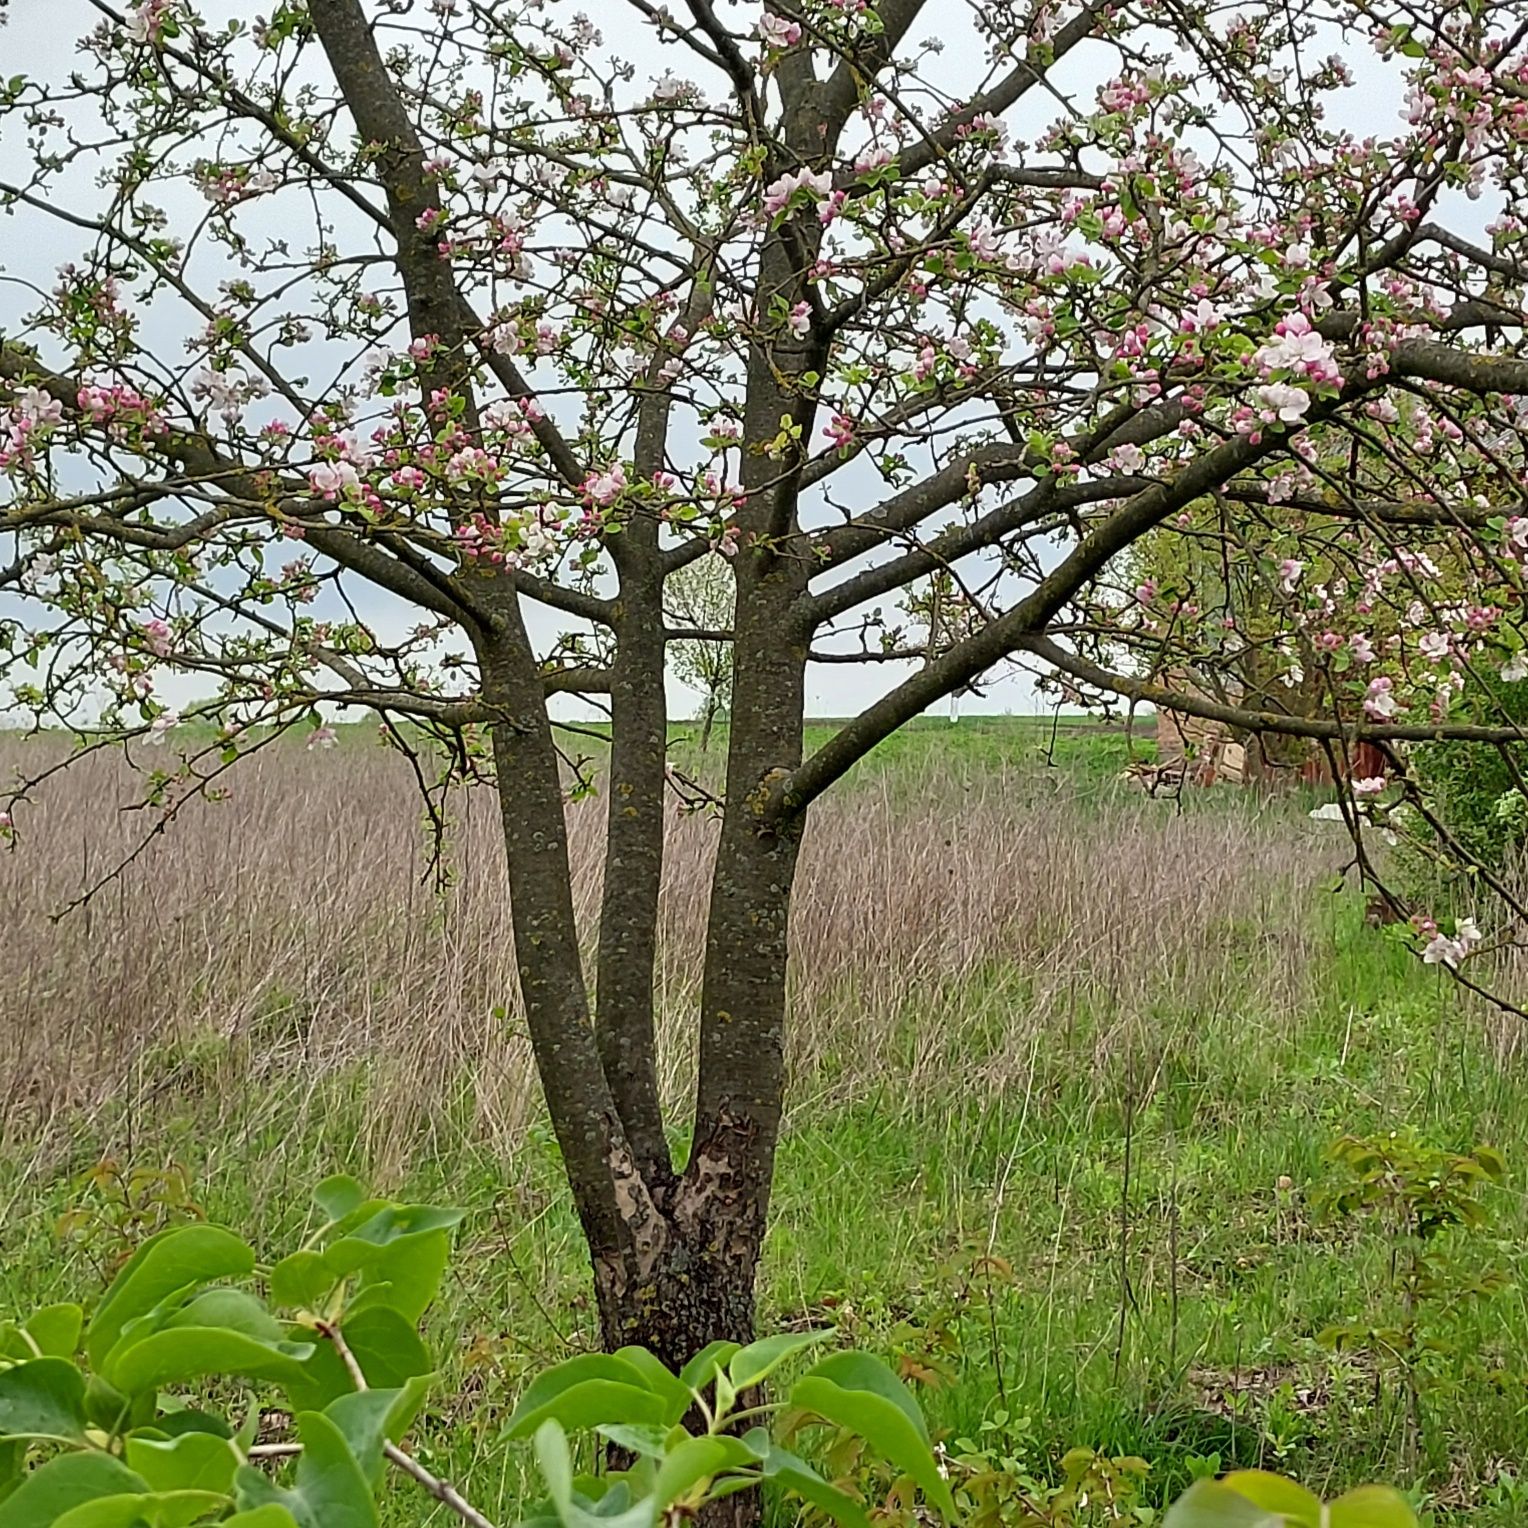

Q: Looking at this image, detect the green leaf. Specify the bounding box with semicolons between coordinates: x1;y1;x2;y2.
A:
1326;1485;1419;1528
271;1253;334;1312
224;1510;302;1528
285;1308;431;1410
508;1379;670;1441
507;1354;668;1439
653;1435;759;1510
347;1230;451;1324
329;1203;465;1254
323;1376;432;1487
2;1451;150;1528
535;1419;575;1515
0;1356;89;1443
25;1303;84;1358
759;1440;871;1528
313;1176;367;1224
153;1408;234;1440
0;1322;35;1362
126;1430;240;1495
596;1424;674;1459
53;1489;229;1527
790;1377;954;1519
612;1347;692;1423
728;1330;834;1391
1163;1480;1284;1528
1221;1471;1322;1525
83;1374;133;1433
161;1288;283;1342
678;1342;740;1393
104;1328;316;1397
799;1353;929;1443
86;1227;254;1369
233;1410;377;1528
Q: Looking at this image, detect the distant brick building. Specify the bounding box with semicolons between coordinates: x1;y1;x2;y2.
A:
1154;673;1385;788
1154;705;1244;785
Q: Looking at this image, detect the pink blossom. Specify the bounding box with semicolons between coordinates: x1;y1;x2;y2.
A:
823;414;855;450
146;710;181;745
1363;676;1399;720
584;463;628;506
1422;917;1481;968
14;387;62;430
1180;298;1222;333
126;0;175;44
1503;653;1528;683
142;618;172;657
787;301;812;339
1349;633;1375;664
309;461;360;499
1278;558;1304;593
762;166;833;218
308;725;338;751
1254;312;1340;386
757;12;802;47
1255;382;1310;423
1352;776;1388;796
1418;631;1451;663
1135;578;1157;605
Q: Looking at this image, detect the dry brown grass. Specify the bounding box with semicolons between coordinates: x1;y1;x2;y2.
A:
0;737;1336;1175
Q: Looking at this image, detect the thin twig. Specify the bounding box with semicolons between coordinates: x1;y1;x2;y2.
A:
316;1320;499;1528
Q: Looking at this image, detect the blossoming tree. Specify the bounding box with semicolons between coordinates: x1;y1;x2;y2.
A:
5;0;1528;1365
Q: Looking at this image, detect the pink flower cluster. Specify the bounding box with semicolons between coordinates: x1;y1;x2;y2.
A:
757;12;802;47
77;383;169;440
1253;312;1341;386
1;387;64;472
762;166;833;218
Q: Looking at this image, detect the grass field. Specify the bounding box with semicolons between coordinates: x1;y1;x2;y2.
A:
4;715;1527;1525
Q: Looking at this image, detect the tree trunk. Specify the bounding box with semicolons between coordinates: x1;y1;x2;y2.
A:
594;1189;766;1528
593;1206;757;1367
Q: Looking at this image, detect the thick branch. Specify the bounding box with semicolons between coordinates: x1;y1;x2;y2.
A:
774;422;1302;818
1017;636;1528;746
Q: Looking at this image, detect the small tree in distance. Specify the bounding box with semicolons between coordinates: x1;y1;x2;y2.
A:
667;554;735;752
4;0;1528;1379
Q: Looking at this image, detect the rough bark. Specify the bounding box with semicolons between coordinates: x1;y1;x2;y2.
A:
596;553;674;1194
475;595;667;1294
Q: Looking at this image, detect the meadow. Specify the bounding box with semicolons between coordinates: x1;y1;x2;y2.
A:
3;716;1527;1525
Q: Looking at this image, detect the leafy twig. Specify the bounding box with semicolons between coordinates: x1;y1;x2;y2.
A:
316;1319;498;1528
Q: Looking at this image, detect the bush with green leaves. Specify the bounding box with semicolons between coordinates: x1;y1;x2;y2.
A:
1407;671;1528;875
1319;1132;1507;1471
0;1174;468;1527
0;1177;1423;1528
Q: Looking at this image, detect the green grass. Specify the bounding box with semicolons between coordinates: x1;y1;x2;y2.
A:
3;719;1526;1525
